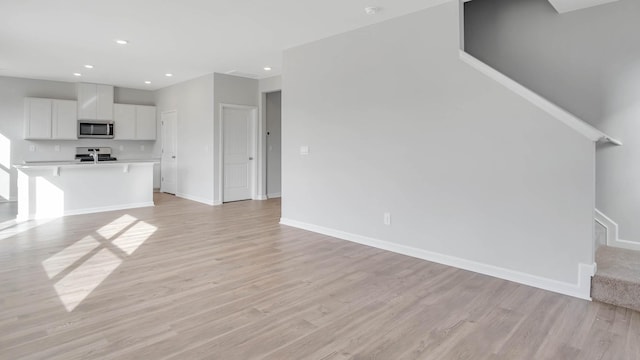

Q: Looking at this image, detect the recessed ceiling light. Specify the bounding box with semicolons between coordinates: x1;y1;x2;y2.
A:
84;64;94;69
145;81;151;84
264;67;272;71
73;73;82;77
115;39;129;45
165;73;173;77
364;6;381;15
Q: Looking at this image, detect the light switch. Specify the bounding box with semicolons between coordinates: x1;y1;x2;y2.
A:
54;145;60;152
140;145;145;151
119;145;124;151
300;145;309;155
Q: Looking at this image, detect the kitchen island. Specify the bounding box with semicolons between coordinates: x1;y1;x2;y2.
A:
13;160;158;221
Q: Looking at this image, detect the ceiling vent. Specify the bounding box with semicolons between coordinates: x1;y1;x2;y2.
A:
364;6;381;15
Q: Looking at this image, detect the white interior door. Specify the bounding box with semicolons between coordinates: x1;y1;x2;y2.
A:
161;111;177;194
223;106;255;202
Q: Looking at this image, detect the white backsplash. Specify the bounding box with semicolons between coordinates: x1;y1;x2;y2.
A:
22;139;160;163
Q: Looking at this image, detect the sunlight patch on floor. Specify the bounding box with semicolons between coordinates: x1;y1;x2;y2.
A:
42;236;100;279
54;248;122;312
42;214;158;312
112;221;157;255
0;218;53;241
97;214;137;239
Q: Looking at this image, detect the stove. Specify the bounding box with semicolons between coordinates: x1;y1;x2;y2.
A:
75;147;118;162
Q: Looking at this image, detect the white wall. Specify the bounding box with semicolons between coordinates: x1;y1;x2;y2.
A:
281;1;595;295
464;0;640;244
151;73;260;205
154;74;215;205
0;76;157;202
114;87;155;106
213;73;258;203
259;76;282;94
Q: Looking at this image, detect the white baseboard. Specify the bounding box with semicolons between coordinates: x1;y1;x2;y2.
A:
280;218;595;300
17;201;155;222
176;193;215;206
595;209;640;251
254;195;268;200
614;238;640;251
267;193;281;198
0;197;17;203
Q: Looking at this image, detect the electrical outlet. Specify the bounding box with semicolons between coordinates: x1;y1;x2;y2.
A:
119;145;124;151
140;145;145;151
29;145;36;152
54;145;60;152
300;145;309;155
383;212;391;226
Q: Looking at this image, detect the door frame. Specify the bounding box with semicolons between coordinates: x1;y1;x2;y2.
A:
218;104;259;203
160;110;178;194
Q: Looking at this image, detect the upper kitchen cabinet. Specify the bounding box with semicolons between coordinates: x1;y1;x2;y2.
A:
136;106;157;140
24;98;78;140
24;98;52;139
114;104;136;139
52;100;78;139
113;104;157;140
77;83;114;120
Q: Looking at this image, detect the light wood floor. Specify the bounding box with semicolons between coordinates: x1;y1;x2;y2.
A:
1;193;639;359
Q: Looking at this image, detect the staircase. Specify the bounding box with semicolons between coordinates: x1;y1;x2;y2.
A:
592;246;640;311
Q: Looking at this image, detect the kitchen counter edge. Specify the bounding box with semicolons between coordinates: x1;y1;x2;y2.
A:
14;159;161;169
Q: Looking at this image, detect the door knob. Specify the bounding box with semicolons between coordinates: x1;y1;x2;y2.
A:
171;156;176;159
249;157;254;160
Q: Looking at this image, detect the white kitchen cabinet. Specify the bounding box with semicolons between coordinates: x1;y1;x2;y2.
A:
136;106;157;140
24;98;52;139
77;83;114;120
53;100;78;139
113;104;156;140
24;98;78;140
114;104;136;139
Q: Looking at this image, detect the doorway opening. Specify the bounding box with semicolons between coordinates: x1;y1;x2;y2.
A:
265;91;282;199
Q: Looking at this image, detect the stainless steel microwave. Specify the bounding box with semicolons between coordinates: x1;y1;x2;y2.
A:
78;120;114;139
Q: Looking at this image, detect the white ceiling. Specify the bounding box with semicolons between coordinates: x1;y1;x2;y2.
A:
0;0;447;90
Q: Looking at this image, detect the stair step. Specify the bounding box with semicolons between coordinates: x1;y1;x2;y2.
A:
592;246;640;311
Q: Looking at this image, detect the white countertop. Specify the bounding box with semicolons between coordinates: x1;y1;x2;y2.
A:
14;159;160;169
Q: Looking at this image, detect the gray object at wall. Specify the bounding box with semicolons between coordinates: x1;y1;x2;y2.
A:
266;91;282;197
